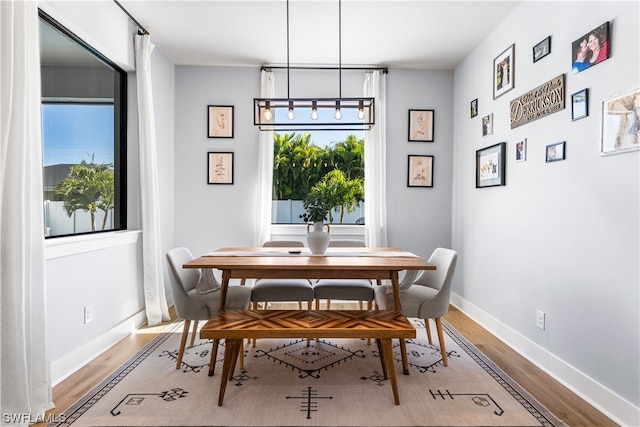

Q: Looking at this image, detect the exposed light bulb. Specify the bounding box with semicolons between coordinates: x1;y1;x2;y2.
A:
287;101;295;120
311;101;319;120
263;100;272;121
334;101;342;120
358;100;365;120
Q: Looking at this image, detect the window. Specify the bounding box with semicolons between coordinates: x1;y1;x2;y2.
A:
39;11;127;238
271;108;364;225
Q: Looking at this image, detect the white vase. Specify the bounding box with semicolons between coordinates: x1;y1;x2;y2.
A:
306;221;330;255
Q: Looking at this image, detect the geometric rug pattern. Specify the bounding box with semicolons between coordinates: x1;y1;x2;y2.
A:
48;318;567;426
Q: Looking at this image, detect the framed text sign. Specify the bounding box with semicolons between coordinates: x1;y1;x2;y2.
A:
510;74;565;129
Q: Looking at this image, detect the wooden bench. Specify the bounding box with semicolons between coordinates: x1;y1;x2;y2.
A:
200;309;416;406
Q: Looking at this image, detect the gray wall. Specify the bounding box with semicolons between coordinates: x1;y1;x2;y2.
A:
452;1;639;422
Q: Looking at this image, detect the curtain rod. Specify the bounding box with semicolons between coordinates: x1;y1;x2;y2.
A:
113;0;148;35
262;65;389;74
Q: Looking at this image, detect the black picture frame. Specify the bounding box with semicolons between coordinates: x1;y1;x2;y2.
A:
571;21;610;74
545;141;566;163
408;109;434;142
476;142;506;188
571;88;589;121
470;99;478;118
207;105;234;138
207;152;234;184
407;155;434;187
533;36;551;63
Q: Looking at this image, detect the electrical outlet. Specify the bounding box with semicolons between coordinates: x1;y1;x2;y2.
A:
536;310;545;330
84;305;94;324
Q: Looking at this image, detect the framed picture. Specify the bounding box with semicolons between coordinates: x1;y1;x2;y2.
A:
470;99;478;118
533;36;551;63
571;21;610;74
207;105;234;138
600;87;640;156
408;109;434;142
545;141;565;163
207;152;234;184
493;44;515;99
407;155;434;187
476;142;506;188
482;113;493;137
515;139;527;163
571;88;589;121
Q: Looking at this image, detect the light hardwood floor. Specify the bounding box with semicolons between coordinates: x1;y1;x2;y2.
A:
37;303;617;427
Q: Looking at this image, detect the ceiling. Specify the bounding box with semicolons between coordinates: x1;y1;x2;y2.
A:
118;0;523;70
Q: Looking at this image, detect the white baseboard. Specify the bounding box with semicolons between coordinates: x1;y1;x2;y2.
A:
50;309;147;386
450;293;639;427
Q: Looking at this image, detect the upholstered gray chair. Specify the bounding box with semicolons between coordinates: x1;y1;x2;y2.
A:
313;239;374;310
166;247;251;370
374;247;458;366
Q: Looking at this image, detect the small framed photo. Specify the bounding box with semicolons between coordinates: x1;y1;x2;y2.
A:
482;113;493;137
571;22;610;74
515;139;527;162
207;105;234;138
476;142;506;188
470;99;478;118
545;141;565;163
207;152;234;184
571;88;589;121
407;155;434;187
533;36;551;63
493;44;515;99
600;87;640;155
408;109;434;142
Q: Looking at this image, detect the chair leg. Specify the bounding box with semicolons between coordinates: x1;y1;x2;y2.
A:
189;320;199;347
434;317;448;367
315;299;321;310
176;320;191;369
425;318;433;344
239;339;245;369
327;299;332;309
367;300;373;344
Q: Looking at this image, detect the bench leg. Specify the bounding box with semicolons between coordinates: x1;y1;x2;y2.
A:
218;338;240;406
208;339;219;376
399;338;409;375
380;338;401;405
376;339;388;380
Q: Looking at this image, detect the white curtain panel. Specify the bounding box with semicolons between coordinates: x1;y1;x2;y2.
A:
135;34;170;326
0;0;53;422
363;70;388;248
253;70;275;247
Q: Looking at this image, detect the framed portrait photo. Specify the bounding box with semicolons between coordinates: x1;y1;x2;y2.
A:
533;36;551;63
470;99;478;118
207;105;234;138
571;88;589;121
493;44;515;99
545;141;565;163
571;21;610;74
600;87;640;156
407;155;434;187
515;139;527;163
476;142;506;188
408;109;434;142
207;152;234;184
482;113;493;137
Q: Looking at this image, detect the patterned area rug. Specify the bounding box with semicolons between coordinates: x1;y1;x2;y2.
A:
48;319;566;426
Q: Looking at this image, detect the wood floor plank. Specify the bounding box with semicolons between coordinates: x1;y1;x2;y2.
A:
35;303;616;427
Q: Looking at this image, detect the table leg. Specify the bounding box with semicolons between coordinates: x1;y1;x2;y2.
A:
219;269;231;311
380;338;400;405
217;338;239;406
390;270;409;373
208;339;219;376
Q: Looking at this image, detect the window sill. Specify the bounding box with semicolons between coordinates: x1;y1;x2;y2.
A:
271;224;365;237
45;230;141;260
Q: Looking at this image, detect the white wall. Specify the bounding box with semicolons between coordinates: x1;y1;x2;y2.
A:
39;0;176;384
452;2;639;424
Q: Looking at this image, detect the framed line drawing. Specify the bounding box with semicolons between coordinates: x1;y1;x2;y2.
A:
207;152;234;184
408;109;434;142
533;36;551;63
207;105;234;138
571;88;589;121
546;141;565;162
470;98;478;118
493;44;515;99
515;139;527;162
476;142;506;188
407;155;434;187
600;87;640;156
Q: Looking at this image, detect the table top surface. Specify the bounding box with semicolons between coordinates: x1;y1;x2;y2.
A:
184;246;435;272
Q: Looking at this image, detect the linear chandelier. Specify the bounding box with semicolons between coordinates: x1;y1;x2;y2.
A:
254;0;375;131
